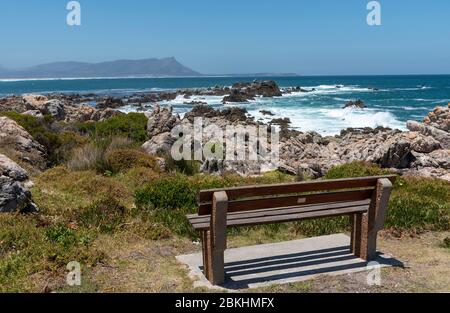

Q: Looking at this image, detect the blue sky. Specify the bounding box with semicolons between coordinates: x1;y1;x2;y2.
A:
0;0;449;75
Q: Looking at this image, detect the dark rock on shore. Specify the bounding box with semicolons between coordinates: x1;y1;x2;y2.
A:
222;80;282;103
260;110;275;116
343;99;366;109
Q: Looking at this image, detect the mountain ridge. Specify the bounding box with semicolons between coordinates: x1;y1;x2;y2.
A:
0;57;201;79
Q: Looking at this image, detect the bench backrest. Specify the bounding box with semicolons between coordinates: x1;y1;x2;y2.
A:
197;175;397;216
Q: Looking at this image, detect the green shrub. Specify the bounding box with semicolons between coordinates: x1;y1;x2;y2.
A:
106;149;159;174
325;161;390;179
135;174;197;211
77;198;126;234
77;113;148;143
386;176;450;233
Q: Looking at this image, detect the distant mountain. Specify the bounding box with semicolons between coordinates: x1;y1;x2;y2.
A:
0;57;201;79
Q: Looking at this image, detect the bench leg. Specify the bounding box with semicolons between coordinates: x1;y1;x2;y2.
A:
207;191;228;286
201;230;210;280
358;213;378;261
352;213;363;256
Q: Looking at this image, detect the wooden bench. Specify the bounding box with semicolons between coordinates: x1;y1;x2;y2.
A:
187;175;396;285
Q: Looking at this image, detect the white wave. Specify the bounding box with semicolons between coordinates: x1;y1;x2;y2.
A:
249;106;405;136
161;94;225;106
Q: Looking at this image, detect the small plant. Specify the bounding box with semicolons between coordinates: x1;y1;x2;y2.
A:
44;224;79;249
77;198;127;234
442;237;450;249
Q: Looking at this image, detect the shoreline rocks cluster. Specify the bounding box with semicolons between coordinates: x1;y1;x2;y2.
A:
140;102;450;181
1;94;122;123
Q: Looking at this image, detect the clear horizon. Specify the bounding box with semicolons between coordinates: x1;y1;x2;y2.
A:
1;0;450;75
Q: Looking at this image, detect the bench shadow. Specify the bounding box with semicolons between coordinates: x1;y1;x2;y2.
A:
200;245;404;290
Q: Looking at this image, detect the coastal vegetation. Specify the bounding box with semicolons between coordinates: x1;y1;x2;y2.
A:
0;91;449;292
1;150;449;292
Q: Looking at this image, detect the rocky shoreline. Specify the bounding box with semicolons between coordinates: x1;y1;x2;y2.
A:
1;80;449;213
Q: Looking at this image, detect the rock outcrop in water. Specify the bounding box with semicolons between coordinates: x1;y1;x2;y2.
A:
222;80;282;103
343;100;366;109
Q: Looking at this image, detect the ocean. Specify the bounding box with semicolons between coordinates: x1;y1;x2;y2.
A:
1;75;449;135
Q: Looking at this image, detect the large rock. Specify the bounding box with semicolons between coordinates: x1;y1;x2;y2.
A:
407;120;450;149
0;154;29;181
0;154;37;213
146;105;181;138
222;89;253;103
0;116;47;169
423;104;450;131
410;135;441;153
343;100;365;109
222;80;282;103
0;175;38;213
40;99;66;119
142;132;176;155
64;105;122;122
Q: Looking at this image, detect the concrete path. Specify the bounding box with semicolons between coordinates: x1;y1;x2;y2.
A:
176;234;403;290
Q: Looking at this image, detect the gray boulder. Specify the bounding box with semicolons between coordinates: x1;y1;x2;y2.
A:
0;154;29;181
407;120;450;149
0;175;38;213
142;132;176;155
146;105;180;138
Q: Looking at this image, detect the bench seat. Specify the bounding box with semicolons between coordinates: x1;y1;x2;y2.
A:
188;199;370;230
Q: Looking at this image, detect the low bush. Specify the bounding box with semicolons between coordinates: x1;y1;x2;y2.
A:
106;149;159;174
324;161;390;179
77;113;148;143
135;174;198;211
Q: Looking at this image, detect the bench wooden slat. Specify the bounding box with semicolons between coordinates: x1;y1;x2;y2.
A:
188;199;371;223
198;175;397;203
191;205;368;230
198;189;373;215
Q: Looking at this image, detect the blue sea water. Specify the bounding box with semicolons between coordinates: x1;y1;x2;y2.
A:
1;75;449;135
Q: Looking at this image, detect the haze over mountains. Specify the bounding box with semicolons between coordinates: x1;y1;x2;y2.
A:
0;57;298;79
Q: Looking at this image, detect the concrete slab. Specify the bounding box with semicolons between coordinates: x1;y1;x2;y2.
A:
176;234;403;290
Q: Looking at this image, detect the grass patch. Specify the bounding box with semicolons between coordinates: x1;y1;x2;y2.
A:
77;198;127;234
0;214;103;292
